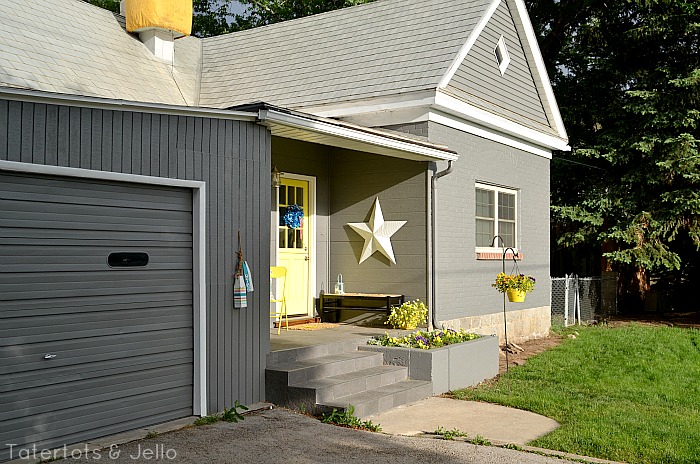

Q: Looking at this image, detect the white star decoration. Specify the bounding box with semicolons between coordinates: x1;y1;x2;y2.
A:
348;198;407;264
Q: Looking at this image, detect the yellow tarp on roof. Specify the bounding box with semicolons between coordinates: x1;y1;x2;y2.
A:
126;0;192;36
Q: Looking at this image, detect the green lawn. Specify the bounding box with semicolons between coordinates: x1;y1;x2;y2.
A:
450;324;700;464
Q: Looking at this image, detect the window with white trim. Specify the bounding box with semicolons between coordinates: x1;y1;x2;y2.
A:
475;183;517;249
494;35;511;76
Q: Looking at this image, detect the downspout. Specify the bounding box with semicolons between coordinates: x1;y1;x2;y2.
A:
430;160;454;330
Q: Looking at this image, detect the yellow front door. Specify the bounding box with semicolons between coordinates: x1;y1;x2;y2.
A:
278;177;311;316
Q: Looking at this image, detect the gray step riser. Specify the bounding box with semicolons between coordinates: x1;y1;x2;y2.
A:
266;338;369;365
268;352;384;385
293;367;408;404
317;382;433;419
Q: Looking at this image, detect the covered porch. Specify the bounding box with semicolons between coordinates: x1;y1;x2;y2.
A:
253;104;458;332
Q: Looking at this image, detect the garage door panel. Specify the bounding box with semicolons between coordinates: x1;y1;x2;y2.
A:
2;198;194;223
1;275;193;301
1;365;193;421
1;246;193;272
1;292;193;316
1;228;193;243
3;311;194;346
0;171;194;461
1;327;194;374
2;387;194;448
1;176;193;212
2;350;193;393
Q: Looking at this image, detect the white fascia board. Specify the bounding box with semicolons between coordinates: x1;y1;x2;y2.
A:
259;108;458;161
438;0;502;89
506;0;568;140
0;86;257;121
434;91;570;152
297;90;436;118
429;111;553;159
339;106;430;127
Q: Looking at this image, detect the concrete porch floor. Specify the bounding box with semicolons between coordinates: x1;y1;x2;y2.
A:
269;322;410;352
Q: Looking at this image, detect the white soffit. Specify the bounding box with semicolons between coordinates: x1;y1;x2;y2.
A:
258;108;458;162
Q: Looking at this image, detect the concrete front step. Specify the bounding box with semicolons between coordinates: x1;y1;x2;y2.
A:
318;379;434;419
267;350;384;385
290;364;408;404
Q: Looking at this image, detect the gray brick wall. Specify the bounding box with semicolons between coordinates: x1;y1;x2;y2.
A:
381;122;429;140
329;150;429;303
428;121;551;321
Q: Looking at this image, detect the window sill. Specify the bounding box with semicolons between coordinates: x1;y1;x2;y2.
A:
476;251;523;261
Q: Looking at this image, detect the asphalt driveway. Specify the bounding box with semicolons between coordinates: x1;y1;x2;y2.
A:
59;408;577;464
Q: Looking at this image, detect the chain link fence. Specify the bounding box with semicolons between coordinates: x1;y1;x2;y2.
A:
551;274;618;326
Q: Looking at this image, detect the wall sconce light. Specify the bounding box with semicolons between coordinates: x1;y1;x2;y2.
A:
271;165;281;188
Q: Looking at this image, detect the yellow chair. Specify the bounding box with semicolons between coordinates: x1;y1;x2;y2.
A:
270;266;288;334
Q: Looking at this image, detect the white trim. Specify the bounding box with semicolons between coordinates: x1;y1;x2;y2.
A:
438;0;502;88
429;111;553;158
0;160;208;416
494;35;511;76
276;173;317;318
258;108;458;161
0;87;256;122
507;0;568;140
475;181;518;251
295;90;436;119
434;91;569;152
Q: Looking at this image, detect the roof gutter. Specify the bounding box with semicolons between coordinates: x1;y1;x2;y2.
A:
430;160;455;330
256;105;458;161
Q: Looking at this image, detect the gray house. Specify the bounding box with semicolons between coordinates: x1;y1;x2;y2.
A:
0;0;568;459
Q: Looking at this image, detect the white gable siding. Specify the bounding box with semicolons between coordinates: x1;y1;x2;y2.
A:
444;0;553;134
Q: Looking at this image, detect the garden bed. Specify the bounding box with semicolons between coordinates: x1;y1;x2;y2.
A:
359;334;499;395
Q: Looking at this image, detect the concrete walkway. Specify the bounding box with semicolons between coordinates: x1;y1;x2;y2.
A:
365;397;560;445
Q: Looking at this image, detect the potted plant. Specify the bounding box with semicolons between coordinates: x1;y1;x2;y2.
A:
492;272;536;302
386;300;428;330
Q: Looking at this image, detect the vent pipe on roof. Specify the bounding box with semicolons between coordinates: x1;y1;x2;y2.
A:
124;0;193;63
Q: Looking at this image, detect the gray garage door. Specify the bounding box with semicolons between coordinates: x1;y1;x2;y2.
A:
0;172;194;461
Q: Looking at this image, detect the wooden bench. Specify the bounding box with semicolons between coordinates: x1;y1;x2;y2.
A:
320;293;405;323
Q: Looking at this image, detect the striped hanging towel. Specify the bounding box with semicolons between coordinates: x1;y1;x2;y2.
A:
234;274;247;308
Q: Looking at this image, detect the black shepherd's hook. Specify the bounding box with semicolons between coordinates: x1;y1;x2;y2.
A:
491;236;518;395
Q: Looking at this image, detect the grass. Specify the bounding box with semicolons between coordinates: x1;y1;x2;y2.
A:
450;324;700;464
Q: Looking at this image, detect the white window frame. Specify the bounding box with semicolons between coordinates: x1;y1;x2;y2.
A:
475;182;518;252
494;35;511;76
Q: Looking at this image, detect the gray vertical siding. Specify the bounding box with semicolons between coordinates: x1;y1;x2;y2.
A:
329;150;429;303
271;137;332;295
445;1;552;134
428;121;551;321
0;98;270;413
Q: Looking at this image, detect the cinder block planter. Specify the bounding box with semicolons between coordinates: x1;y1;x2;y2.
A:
359;335;499;395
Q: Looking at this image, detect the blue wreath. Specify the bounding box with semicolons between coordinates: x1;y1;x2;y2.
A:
283;204;304;229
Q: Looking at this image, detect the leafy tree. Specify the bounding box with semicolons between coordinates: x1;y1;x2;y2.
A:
528;0;700;308
192;0;373;37
85;0;120;13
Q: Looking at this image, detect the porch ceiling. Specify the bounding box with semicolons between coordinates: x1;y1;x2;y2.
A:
253;105;458;162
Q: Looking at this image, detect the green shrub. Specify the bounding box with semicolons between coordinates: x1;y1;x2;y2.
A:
386;300;428;329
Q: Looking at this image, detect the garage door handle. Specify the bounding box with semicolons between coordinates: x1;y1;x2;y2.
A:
44;354;57;360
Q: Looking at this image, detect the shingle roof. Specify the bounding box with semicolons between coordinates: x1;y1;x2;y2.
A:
0;0;200;106
198;0;489;109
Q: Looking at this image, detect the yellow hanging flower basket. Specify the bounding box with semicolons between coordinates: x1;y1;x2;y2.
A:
506;289;526;303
